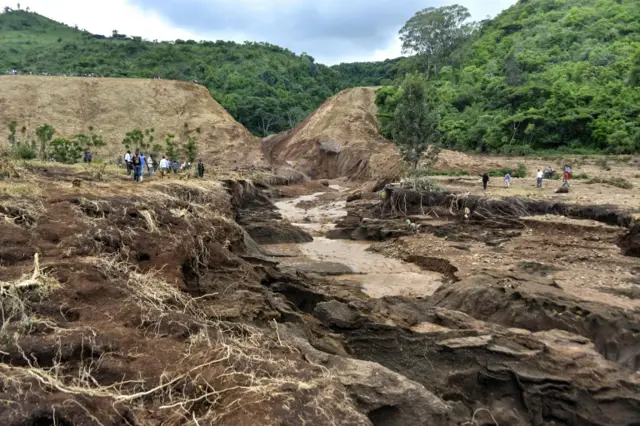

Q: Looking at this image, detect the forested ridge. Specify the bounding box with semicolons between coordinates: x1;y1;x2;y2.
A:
376;0;640;154
2;0;640;154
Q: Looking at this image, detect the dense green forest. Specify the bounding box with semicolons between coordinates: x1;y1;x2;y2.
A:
0;9;343;136
376;0;640;154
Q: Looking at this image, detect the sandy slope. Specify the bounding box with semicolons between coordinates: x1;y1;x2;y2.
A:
263;87;403;180
0;76;263;169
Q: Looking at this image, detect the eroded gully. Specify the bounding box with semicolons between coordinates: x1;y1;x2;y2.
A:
270;190;444;299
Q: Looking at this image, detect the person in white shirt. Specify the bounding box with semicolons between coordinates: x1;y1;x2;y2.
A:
124;151;132;176
536;169;543;188
159;156;169;178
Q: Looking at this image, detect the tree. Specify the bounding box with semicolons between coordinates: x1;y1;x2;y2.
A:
285;107;306;128
504;51;523;86
151;143;163;156
122;128;154;152
165;134;179;161
35;124;56;159
630;46;640;87
49;137;83;164
391;74;440;170
86;126;106;150
399;5;474;79
184;136;198;163
73;126;105;154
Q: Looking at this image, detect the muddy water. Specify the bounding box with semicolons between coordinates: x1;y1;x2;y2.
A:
274;193;444;298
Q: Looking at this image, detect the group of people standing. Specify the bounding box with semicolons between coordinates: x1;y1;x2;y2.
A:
124;151;152;182
123;151;206;182
480;164;572;191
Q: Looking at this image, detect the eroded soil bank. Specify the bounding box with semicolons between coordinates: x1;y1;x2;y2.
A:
263;184;640;425
1;166;639;426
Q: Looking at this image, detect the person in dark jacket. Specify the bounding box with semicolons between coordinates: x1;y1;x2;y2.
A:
482;173;489;190
132;154;142;183
197;159;205;178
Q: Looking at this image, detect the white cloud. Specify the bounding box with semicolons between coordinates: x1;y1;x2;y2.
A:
13;0;207;41
8;0;517;64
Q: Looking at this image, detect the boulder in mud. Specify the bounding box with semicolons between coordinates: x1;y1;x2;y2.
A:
281;323;455;426
243;221;313;244
313;300;361;328
280;261;354;277
618;223;640;257
346;190;362;203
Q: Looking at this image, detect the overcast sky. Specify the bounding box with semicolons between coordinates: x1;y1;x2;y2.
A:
12;0;516;65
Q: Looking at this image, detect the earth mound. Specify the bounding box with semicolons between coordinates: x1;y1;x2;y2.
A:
262;87;403;180
0;76;263;169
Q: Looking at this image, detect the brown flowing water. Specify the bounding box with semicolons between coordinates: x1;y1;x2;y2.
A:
272;192;444;298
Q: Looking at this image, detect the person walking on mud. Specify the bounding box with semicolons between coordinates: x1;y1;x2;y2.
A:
504;171;511;188
536;169;543;188
132;153;142;183
124;150;132;176
563;170;570;187
147;154;154;178
482;173;489;191
159;156;168;178
197;159;205;178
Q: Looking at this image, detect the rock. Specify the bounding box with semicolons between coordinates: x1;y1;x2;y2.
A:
346;190;362;203
337;307;640;426
350;219;414;241
243;221;313;244
280;261;354;276
429;272;640;370
319;179;330;186
326;227;356;240
554;186;570;193
338;358;451;426
437;335;492;349
313;300;361;328
280;323;455;426
618;223;640;257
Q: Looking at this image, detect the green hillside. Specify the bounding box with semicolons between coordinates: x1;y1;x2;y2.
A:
0;9;341;136
377;0;640;154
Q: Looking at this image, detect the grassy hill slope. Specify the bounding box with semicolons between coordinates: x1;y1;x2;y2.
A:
0;76;262;168
0;10;340;137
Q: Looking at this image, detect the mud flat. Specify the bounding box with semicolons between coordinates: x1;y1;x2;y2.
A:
273;193;445;299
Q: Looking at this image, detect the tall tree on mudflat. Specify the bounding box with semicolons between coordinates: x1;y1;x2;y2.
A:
399;5;474;79
391;74;440;170
35;124;56;159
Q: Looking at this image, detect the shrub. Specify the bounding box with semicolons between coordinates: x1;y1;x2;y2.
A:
572;172;590;180
12;144;37;160
586;177;633;189
49;137;83;164
486;163;527;178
